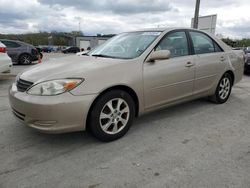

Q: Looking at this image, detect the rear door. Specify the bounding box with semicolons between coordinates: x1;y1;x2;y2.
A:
188;31;227;95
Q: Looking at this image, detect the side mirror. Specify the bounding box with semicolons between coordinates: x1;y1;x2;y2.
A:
147;50;171;62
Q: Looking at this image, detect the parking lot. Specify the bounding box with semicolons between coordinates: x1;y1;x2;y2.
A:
0;53;250;187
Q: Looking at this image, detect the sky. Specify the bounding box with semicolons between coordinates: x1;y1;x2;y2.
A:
0;0;250;38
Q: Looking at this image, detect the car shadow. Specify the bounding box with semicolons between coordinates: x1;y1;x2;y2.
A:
12;63;37;66
2;96;241;175
132;98;213;130
9;94;242;155
27;98;214;147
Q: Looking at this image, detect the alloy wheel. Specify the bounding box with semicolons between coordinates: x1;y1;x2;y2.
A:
99;98;130;135
20;54;31;64
219;77;231;100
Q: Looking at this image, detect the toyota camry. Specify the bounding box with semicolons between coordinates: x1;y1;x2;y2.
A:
9;28;244;141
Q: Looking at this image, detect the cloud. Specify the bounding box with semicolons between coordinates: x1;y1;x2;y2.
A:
38;0;174;14
0;0;250;38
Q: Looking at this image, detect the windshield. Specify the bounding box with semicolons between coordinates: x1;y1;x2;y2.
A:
88;31;161;59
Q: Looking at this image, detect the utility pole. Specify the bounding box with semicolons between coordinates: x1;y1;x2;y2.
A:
78;21;81;33
193;0;200;29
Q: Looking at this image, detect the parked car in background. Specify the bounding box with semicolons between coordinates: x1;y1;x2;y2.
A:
35;47;43;59
244;49;250;73
62;46;80;54
0;39;39;65
41;46;53;53
9;28;244;141
0;41;12;73
76;51;89;56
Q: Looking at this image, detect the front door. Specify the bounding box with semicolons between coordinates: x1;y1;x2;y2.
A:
143;31;195;110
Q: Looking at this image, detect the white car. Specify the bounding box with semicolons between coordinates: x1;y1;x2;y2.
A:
0;42;12;73
76;51;89;56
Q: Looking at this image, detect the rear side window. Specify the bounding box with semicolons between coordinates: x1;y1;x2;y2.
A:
1;41;21;48
155;31;189;58
190;32;222;54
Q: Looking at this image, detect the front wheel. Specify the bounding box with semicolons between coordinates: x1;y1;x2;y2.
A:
88;90;135;142
210;73;233;104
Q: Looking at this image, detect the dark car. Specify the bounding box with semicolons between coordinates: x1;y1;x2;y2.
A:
244;49;250;73
0;39;39;65
62;46;80;54
35;47;43;59
41;46;53;53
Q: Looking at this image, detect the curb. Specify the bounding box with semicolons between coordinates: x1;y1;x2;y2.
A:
0;74;16;80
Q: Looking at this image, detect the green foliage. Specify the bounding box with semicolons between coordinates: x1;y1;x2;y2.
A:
2;31;249;48
0;31;79;46
222;37;250;47
237;38;250;47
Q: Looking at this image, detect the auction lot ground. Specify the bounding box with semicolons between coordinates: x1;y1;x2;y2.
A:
0;53;250;188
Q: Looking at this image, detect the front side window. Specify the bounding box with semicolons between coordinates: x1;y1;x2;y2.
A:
190;31;222;54
155;31;189;58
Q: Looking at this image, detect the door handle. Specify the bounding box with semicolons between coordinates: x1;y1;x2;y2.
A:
220;56;226;61
185;62;195;67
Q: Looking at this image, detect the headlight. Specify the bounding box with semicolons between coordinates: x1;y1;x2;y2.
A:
27;78;83;96
15;73;21;84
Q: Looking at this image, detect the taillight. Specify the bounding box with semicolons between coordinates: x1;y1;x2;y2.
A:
0;47;6;53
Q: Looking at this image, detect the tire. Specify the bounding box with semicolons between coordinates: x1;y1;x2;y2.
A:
18;54;32;65
88;90;135;142
210;73;233;104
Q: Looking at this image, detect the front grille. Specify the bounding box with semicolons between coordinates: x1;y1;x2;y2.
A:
17;79;33;92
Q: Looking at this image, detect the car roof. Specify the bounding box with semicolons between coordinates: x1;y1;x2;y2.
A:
0;39;32;46
126;27;231;52
128;27;203;33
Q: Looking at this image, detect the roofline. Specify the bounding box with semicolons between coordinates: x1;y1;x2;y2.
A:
125;27;204;33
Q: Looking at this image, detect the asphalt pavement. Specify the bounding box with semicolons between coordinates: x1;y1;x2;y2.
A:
0;55;250;187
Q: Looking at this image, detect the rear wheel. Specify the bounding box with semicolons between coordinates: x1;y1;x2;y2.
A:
18;54;32;65
88;90;135;142
210;73;232;104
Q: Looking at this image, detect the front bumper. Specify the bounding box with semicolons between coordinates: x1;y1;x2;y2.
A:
9;83;97;133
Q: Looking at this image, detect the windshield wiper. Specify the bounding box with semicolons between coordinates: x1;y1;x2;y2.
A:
91;54;131;59
91;54;114;58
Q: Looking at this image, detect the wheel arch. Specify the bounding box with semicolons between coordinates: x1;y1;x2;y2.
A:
86;85;140;130
224;70;235;85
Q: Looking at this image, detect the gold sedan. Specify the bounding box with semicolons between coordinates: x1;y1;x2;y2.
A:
9;28;244;141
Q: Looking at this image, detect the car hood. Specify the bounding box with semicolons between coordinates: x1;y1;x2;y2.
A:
19;55;126;83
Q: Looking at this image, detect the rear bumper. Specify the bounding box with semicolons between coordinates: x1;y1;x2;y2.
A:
0;64;11;73
0;55;12;73
9;83;97;133
244;61;250;72
32;55;39;61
